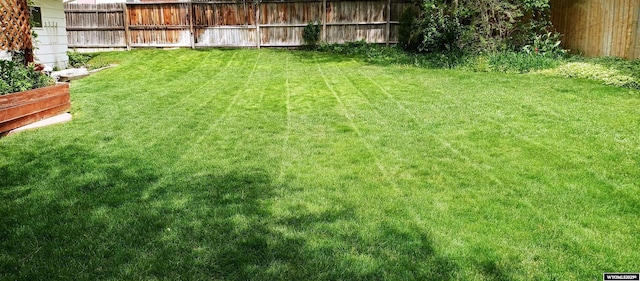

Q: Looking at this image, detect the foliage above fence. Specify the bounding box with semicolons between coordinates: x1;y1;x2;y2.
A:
0;0;34;63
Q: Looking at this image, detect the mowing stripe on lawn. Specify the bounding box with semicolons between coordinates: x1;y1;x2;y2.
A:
278;54;292;183
333;61;506;187
145;50;260;185
315;57;393;182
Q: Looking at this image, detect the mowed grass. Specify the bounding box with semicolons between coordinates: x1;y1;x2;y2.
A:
1;49;639;280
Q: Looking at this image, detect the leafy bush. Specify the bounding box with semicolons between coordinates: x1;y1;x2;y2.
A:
536;62;639;89
400;0;562;55
0;60;54;95
67;50;95;68
302;22;321;49
418;2;467;53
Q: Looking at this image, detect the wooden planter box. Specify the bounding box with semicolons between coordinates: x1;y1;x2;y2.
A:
0;83;71;134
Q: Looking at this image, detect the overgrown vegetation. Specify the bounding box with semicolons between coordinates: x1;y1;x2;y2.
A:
0;58;54;95
315;41;640;90
317;41;559;72
67;50;112;70
536;62;640;89
399;0;561;55
393;0;570;76
67;50;95;68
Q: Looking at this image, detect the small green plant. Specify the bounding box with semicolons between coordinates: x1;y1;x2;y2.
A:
0;60;54;95
67;50;94;68
522;32;567;58
302;21;321;48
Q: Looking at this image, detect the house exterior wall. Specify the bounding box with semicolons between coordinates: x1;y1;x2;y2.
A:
32;0;69;68
0;51;10;61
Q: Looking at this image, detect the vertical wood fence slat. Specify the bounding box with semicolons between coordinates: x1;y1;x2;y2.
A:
123;4;131;50
627;0;639;59
385;0;390;46
322;0;326;42
189;2;195;49
256;2;260;49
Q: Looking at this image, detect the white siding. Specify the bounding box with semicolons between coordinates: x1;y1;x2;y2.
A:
32;0;69;69
0;50;10;61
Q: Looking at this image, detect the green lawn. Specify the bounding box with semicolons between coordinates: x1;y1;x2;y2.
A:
1;49;639;280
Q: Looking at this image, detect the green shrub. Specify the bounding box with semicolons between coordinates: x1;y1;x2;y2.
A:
67;50;94;68
0;60;55;95
302;22;321;49
400;0;561;55
418;2;467;53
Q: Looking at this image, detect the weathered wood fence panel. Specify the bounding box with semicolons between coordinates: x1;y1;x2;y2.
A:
128;2;192;47
325;0;386;44
65;0;412;50
65;3;127;49
260;0;322;46
551;0;640;59
194;1;257;47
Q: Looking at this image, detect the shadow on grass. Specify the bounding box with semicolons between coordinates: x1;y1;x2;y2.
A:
1;138;458;280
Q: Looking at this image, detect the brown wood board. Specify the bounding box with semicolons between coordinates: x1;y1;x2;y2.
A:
0;84;71;133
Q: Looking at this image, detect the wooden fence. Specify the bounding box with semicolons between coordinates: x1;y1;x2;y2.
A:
65;0;413;51
551;0;640;59
0;0;34;62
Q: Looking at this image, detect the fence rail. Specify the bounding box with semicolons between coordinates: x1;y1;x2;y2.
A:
65;0;413;51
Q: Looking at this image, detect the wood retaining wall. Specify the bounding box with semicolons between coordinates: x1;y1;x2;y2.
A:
0;84;71;134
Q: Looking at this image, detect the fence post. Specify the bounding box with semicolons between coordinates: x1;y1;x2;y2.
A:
385;0;391;46
322;0;327;42
256;1;261;49
123;3;131;50
631;2;640;59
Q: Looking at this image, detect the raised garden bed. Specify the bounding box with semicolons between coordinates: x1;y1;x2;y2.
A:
0;83;71;134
